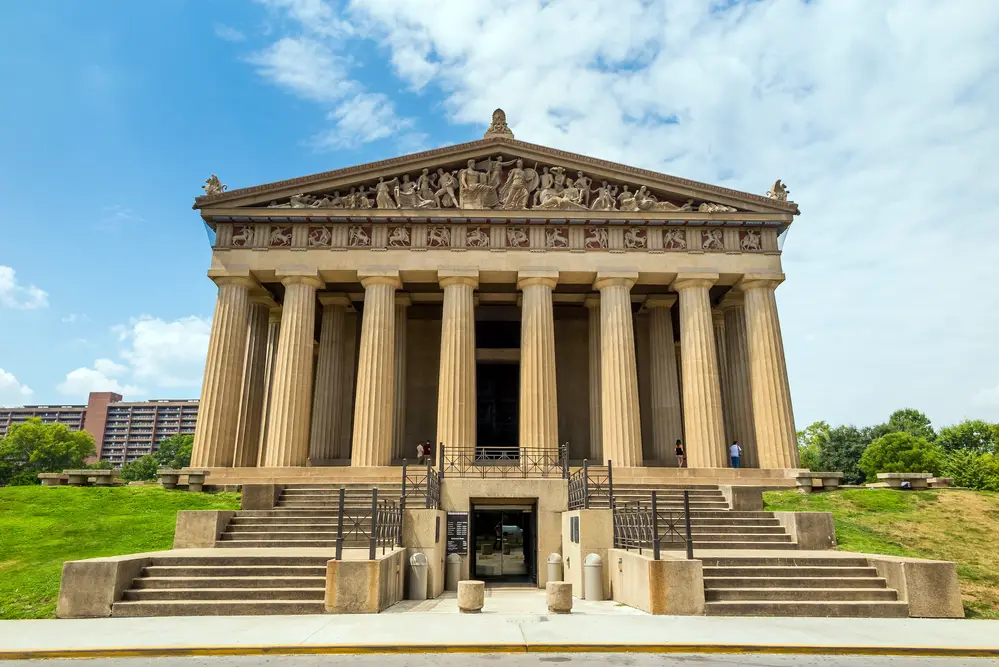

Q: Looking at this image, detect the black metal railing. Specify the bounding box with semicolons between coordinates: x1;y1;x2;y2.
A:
438;442;569;479
612;490;693;560
568;459;614;510
401;459;441;509
333;487;403;561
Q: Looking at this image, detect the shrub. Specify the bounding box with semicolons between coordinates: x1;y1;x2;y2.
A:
858;432;943;482
120;455;158;482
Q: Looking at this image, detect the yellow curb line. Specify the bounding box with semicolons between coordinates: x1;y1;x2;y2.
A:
2;643;999;660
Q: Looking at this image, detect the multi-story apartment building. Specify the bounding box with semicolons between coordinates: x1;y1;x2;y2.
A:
0;391;198;465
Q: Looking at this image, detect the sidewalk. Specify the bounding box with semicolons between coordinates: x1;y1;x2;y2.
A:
1;611;998;660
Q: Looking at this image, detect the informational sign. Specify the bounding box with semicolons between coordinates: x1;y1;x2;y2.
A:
446;511;469;555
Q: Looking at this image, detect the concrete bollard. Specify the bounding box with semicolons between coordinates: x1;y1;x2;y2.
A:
457;580;484;613
583;553;605;601
546;553;564;583
445;553;462;591
546;581;573;614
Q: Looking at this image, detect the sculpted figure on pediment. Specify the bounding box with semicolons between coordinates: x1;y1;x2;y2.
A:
434;168;459;208
459;159;499;209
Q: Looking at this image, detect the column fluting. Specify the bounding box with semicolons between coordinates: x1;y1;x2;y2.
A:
232;296;273;468
647;296;683;466
308;295;349;463
191;274;254;468
392;295;411;461
436;272;478;451
262;272;323;467
594;273;643;467
672;272;727;468
518;272;559;453
742;273;799;469
721;291;757;467
350;272;401;467
585;296;602;461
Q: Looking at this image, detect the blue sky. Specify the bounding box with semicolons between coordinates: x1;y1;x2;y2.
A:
2;0;998;432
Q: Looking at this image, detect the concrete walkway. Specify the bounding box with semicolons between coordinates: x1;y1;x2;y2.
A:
1;612;997;660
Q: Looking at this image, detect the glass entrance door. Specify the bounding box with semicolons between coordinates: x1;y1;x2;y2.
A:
472;507;535;584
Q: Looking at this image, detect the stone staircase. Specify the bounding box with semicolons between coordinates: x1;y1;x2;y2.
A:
112;554;328;617
218;483;404;549
701;556;908;617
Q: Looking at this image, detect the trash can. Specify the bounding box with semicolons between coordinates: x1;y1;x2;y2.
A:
445;553;462;591
408;553;429;601
583;553;604;601
546;553;563;583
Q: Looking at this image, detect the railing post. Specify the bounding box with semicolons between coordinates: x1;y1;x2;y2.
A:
582;459;590;510
335;487;345;561
683;490;693;560
426;460;433;509
607;460;614;507
369;488;379;560
652;491;661;561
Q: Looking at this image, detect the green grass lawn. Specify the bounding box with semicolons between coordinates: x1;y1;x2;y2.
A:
0;485;240;619
764;488;999;619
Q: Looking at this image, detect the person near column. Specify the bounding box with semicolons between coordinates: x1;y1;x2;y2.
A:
676;439;686;468
730;440;743;468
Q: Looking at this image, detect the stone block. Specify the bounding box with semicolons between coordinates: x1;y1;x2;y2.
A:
719;485;764;510
458;580;484;613
241;483;281;510
546;581;573;613
173;510;235;548
773;511;836;550
870;556;964;618
57;556;149;618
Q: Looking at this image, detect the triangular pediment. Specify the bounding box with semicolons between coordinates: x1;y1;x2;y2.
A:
194;136;798;217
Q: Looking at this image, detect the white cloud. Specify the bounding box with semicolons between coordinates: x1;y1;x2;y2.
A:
214;23;247;43
0;266;48;310
0;369;33;406
116;315;211;388
57;365;142;398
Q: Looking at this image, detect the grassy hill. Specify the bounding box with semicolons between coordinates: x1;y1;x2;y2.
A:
764;488;999;618
0;485;240;619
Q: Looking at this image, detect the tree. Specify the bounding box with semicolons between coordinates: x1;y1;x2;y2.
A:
120;454;159;482
936;420;999;455
858;432;943;481
154;435;193;469
0;419;96;486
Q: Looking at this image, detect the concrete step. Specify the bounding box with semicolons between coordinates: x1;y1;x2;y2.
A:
122;588;325;601
703;566;879;578
112;600;326;617
704;601;909;618
704;577;888;589
701;557;871;567
143;565;328;577
705;588;898;602
132;576;326;589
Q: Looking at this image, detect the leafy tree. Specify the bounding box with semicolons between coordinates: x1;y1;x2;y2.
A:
121;454;159;482
858;432;943;481
154;435;193;470
936;420;999;455
0;419;95;486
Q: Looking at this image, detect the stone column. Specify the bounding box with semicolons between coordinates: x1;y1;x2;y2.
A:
232;293;274;468
262;270;324;467
256;307;281;465
712;309;734;446
594;272;643;467
436;270;478;451
392;295;411;461
584;296;602;461
646;296;683;466
308;294;350;463
351;270;401;467
741;273;798;469
191;271;255;468
671;272;726;468
720;291;757;468
518;270;559;453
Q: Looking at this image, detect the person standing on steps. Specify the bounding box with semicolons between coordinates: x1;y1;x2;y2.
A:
675;439;686;468
730;440;743;468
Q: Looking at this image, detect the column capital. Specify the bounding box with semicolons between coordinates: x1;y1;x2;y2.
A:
719;289;745;310
517;269;559;290
584;295;600;309
644;294;677;310
671;271;719;291
358;268;402;289
208;267;258;290
395;293;412;307
319;293;352;308
438;268;479;289
593;270;638;291
276;267;324;289
739;272;785;291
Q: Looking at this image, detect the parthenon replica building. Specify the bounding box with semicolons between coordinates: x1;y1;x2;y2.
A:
190;110;801;486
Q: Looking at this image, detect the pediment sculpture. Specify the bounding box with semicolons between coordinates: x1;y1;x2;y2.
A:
261;156;740;214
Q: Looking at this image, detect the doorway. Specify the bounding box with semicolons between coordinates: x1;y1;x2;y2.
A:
470;505;536;584
476;363;519;448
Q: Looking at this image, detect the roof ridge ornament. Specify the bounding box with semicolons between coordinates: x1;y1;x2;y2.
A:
484;108;514;139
